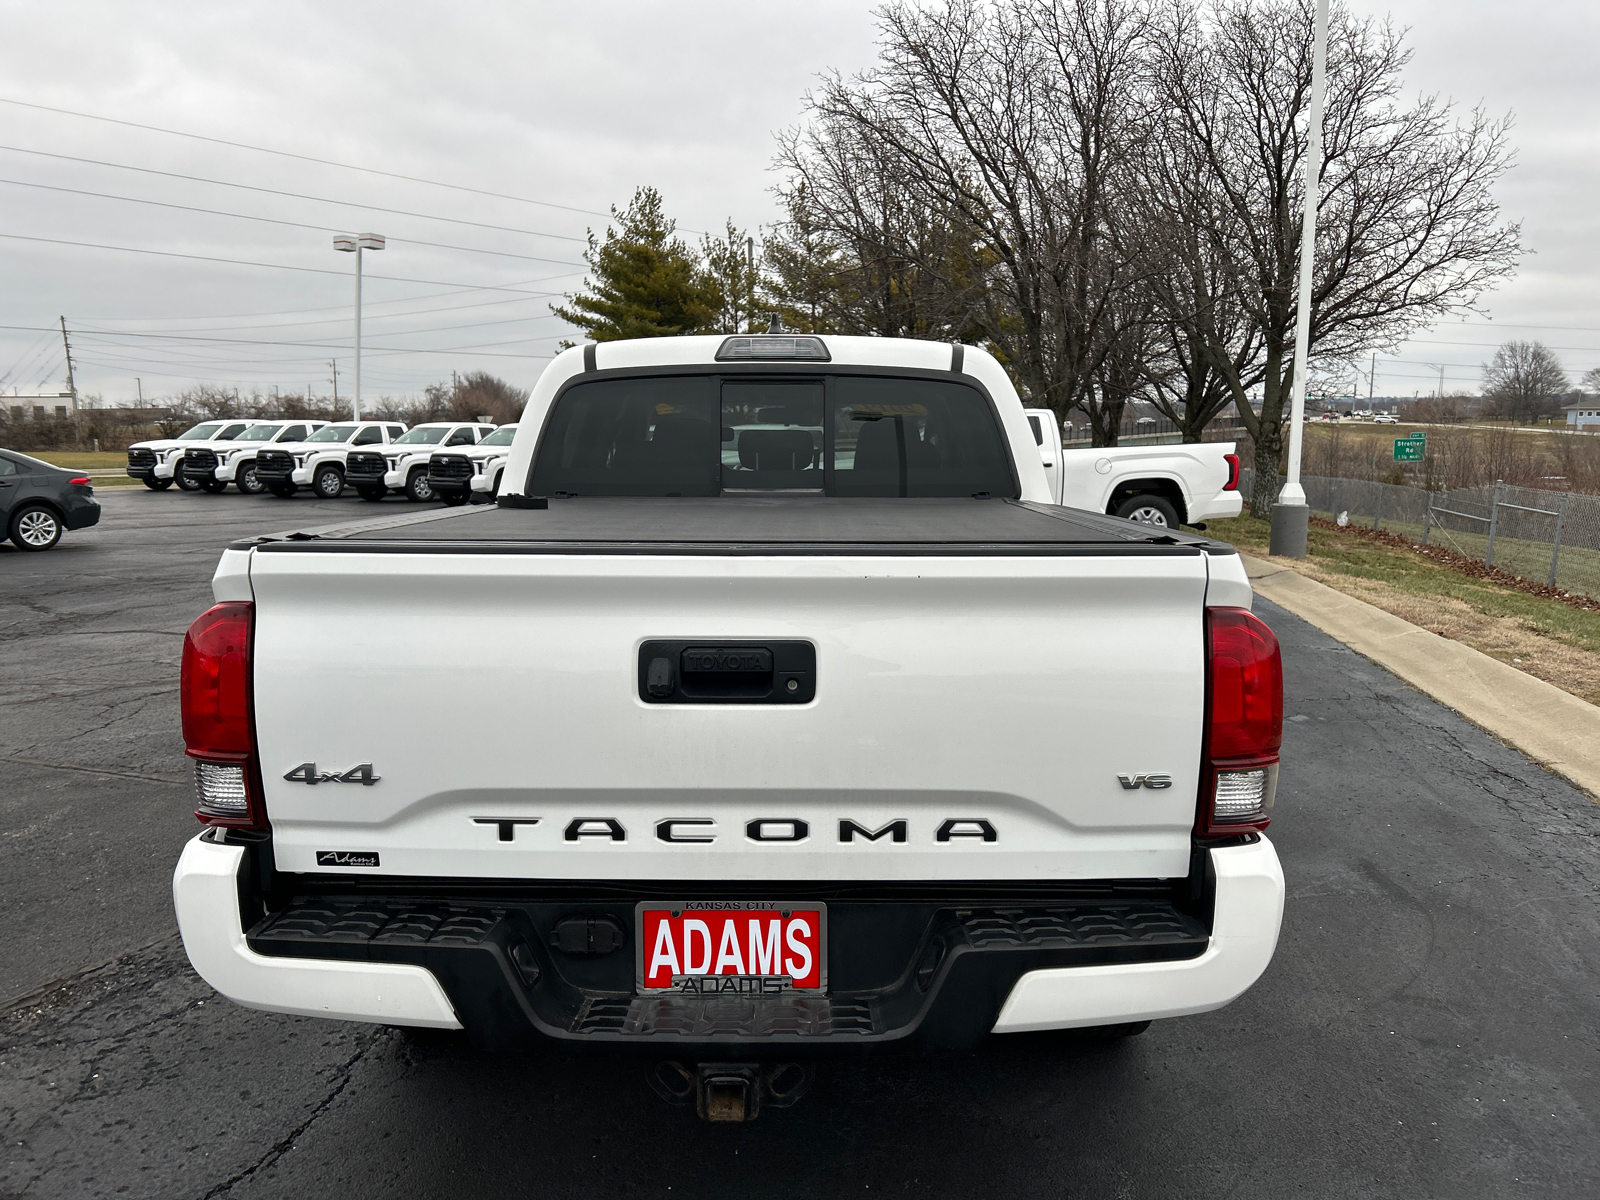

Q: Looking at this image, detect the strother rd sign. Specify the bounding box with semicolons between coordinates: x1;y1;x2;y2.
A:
1394;432;1425;462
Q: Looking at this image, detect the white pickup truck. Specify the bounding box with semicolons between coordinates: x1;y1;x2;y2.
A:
252;420;408;499
127;420;251;490
344;421;498;502
178;420;330;495
173;335;1284;1121
425;423;520;505
1023;409;1242;528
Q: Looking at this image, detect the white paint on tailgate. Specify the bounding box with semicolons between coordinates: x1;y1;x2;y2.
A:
250;550;1208;881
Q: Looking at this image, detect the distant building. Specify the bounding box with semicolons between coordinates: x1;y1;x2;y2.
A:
1563;399;1600;430
3;389;74;422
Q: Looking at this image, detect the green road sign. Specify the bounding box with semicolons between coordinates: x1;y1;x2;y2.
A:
1394;438;1424;462
1403;431;1426;441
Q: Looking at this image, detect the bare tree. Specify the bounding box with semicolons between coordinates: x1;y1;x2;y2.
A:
791;0;1158;441
768;128;983;340
1482;340;1567;422
1154;0;1521;515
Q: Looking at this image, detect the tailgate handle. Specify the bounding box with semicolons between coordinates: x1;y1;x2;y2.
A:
639;641;814;705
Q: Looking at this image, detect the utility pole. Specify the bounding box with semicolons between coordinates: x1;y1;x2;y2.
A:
1268;0;1329;557
746;236;755;333
1368;352;1376;405
330;360;339;407
136;378;143;404
59;316;78;416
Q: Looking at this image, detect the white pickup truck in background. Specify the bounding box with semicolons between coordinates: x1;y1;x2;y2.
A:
425;423;520;505
173;334;1284;1122
179;420;329;495
1024;408;1242;528
344;421;498;502
127;421;251;490
252;420;409;499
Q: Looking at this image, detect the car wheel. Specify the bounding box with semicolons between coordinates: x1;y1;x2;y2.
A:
267;482;297;498
201;478;228;494
9;504;63;551
405;469;435;502
313;464;345;499
1114;495;1179;528
236;465;266;495
174;469;201;492
142;477;173;491
357;485;387;502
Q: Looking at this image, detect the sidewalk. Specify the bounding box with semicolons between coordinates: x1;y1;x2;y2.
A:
1242;552;1600;801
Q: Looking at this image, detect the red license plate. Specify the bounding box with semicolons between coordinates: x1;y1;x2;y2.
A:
637;903;825;992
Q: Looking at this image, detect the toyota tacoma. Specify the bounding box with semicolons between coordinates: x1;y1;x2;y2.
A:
172;335;1284;1120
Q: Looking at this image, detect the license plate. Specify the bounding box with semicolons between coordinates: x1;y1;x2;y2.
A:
636;902;826;992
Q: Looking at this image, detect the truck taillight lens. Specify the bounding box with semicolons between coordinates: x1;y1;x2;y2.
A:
1223;454;1240;491
1198;606;1282;838
181;601;266;829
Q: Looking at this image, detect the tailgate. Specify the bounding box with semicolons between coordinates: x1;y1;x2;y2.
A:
249;550;1209;881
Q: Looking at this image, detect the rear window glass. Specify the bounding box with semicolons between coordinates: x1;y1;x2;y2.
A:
529;375;1014;499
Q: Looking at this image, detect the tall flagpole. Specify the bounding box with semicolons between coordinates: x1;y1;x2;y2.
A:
1269;0;1330;558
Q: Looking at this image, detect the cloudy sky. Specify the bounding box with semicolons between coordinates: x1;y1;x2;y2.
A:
0;0;1594;406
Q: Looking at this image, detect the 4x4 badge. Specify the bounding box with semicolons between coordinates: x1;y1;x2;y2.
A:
284;762;380;786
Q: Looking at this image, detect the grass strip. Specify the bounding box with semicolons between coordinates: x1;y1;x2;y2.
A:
1207;514;1600;706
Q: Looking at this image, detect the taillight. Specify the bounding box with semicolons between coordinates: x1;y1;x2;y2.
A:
180;601;266;829
68;475;91;485
1197;606;1282;838
1222;454;1240;491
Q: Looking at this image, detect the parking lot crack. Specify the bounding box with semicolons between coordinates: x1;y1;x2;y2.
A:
196;1030;383;1198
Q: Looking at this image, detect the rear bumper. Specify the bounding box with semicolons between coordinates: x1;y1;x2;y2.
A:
173;833;1282;1047
991;837;1281;1031
1190;489;1244;522
62;497;101;530
173;832;462;1028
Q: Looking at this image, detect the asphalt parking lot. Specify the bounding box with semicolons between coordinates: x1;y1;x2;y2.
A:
3;488;1598;1198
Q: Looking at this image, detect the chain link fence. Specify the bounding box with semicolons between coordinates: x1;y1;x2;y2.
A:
1242;469;1600;599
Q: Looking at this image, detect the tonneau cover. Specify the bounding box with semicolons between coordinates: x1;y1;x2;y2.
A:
243;497;1234;556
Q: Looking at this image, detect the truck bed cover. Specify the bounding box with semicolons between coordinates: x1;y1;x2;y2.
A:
242;497;1236;557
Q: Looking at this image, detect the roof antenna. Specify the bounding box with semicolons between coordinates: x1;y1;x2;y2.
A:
766;312;786;334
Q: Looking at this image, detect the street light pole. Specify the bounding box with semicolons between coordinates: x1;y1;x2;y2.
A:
334;233;385;421
1269;0;1330;558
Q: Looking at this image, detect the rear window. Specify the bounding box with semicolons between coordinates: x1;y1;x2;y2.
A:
529;374;1015;498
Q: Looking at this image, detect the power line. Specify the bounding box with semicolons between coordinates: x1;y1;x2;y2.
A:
67;326;558;360
74;280;571;335
0;95;613;221
79;310;560;346
0;144;588;243
74;273;577;323
0;231;569;294
0;178;587;267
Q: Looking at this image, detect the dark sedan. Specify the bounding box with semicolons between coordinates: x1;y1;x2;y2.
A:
0;449;101;551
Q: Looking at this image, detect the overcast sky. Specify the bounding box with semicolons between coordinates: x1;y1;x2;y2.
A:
0;0;1594;406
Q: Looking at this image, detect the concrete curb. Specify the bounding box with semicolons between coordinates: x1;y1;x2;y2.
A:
1241;552;1600;802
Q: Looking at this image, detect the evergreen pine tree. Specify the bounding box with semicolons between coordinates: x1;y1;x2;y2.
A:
552;187;715;342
